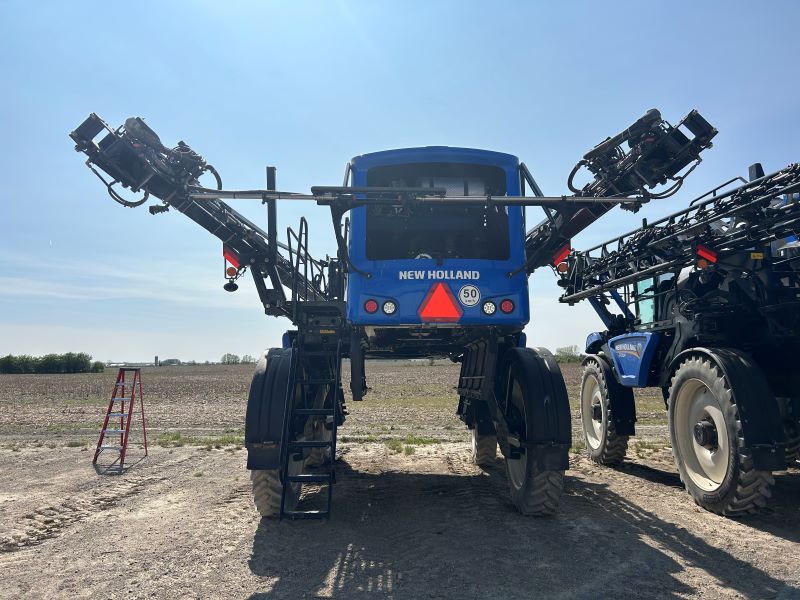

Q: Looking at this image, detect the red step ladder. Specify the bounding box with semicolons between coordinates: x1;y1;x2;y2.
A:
93;368;148;470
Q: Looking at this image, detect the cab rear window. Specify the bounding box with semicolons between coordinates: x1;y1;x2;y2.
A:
365;163;510;261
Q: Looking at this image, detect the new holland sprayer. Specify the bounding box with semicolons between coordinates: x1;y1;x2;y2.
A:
70;108;715;518
559;160;800;516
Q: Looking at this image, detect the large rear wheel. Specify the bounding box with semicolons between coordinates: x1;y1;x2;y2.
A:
580;359;629;465
668;355;774;516
503;348;568;516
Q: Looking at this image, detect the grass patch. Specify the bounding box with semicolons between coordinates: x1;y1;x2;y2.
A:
205;433;244;447
154;432;244;448
384;439;404;453
402;434;441;446
569;440;586;454
193;472;203;477
155;432;192;447
65;440;87;448
403;445;415;456
633;440;669;455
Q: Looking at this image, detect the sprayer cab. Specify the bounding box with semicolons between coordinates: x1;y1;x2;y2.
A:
345;147;529;352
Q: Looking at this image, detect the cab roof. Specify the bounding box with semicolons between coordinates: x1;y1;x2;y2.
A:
350;146;519;172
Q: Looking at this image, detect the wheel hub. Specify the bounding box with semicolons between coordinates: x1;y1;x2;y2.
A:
693;420;718;450
591;404;603;422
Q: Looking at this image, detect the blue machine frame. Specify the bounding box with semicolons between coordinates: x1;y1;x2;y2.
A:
345;147;530;329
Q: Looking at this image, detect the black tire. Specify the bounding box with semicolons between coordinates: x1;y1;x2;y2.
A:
471;429;497;466
247;347;309;517
778;398;800;466
502;348;568;516
305;419;332;468
668;355;774;516
251;451;303;517
580;360;629;465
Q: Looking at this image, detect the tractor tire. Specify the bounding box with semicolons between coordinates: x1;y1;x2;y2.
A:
668;355;774;516
305;420;332;468
471;429;497;467
580;359;629;466
251;452;303;518
503;348;568;516
778;398;800;466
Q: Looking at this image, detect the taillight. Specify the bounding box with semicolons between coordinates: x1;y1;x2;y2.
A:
364;299;379;314
500;299;514;314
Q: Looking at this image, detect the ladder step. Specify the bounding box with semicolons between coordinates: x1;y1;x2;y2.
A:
110;397;128;402
107;412;127;417
286;473;332;483
288;440;331;448
282;510;330;520
294;408;335;416
98;445;122;451
103;428;126;433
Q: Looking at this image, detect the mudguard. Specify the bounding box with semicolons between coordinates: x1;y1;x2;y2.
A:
503;347;572;471
583;353;637;436
669;347;786;470
245;348;293;470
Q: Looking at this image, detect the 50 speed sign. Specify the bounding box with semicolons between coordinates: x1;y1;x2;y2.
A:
458;284;481;307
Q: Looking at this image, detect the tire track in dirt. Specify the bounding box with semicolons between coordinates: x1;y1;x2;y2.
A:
0;454;194;553
0;474;164;552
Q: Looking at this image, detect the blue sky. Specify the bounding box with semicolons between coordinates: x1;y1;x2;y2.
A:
1;1;798;362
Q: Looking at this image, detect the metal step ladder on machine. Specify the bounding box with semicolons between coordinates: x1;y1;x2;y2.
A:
279;314;343;520
93;367;148;470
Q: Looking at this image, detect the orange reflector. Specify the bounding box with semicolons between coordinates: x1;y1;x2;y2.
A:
552;244;571;266
697;244;717;263
223;246;241;269
697;258;709;269
418;282;462;322
556;261;569;274
226;266;238;277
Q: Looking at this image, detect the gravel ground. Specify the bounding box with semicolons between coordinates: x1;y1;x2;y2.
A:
0;363;798;599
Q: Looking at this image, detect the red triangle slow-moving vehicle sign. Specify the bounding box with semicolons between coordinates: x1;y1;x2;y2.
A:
418;282;463;322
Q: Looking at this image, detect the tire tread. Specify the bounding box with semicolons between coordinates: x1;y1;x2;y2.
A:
582;360;629;466
669;356;774;517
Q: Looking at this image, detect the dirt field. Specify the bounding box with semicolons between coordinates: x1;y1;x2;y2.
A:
1;363;798;599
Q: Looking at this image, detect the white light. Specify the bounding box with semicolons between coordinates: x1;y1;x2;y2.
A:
482;301;496;315
383;300;397;315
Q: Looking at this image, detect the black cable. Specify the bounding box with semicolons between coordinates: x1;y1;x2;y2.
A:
203;165;223;190
567;160;587;194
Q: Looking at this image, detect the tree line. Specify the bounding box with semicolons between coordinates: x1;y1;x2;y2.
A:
0;353;105;374
220;353;256;365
